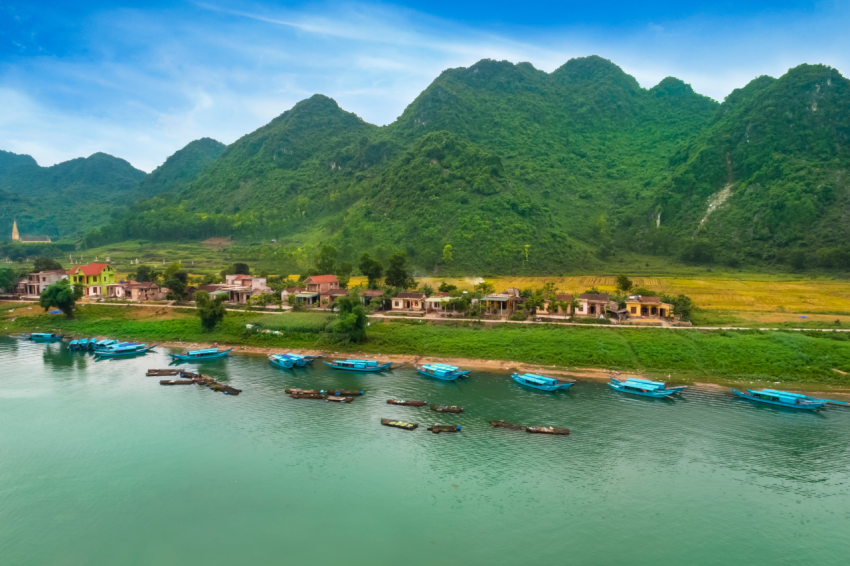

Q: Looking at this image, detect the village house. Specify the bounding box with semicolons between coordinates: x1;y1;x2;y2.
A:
67;263;116;297
392;292;426;311
482;288;520;316
575;293;610;317
542;293;575;317
24;270;68;296
323;288;350;306
625;296;674;319
297;274;339;306
359;289;384;307
220;274;273;304
281;287;306;302
106;281;168;301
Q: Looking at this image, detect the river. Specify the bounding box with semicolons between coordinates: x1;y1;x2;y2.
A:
1;337;848;565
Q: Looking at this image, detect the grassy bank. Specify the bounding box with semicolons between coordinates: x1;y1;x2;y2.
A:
5;303;850;385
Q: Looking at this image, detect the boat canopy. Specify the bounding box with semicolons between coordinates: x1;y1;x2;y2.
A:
762;389;806;398
345;359;378;366
187;348;220;355
515;373;557;385
623;379;665;391
627;378;667;388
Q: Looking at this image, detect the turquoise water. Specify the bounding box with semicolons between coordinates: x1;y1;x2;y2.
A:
1;337;849;565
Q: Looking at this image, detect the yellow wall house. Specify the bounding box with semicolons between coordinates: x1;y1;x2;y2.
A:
625;296;673;319
67;263;116;296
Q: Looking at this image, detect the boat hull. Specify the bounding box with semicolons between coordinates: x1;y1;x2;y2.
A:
169;349;233;361
26;335;63;343
417;368;461;381
323;361;391;372
512;375;573;391
731;389;825;411
95;346;156;358
608;382;673;398
269;357;295;369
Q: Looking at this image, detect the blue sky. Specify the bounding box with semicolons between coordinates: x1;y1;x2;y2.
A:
1;1;848;171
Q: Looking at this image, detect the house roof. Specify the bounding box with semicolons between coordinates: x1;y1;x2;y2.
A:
305;274;338;284
580;293;610;301
284;287;306;293
68;263;111;276
198;284;225;292
629;295;661;303
435;292;452;297
555;294;574;301
396;292;425;299
233;274;251;281
34;270;67;276
324;289;349;296
360;290;384;297
125;282;160;289
19;236;51;242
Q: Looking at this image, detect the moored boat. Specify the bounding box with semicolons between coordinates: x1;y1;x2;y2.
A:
759;388;850;408
416;364;465;381
95;343;156;358
68;339;79;349
268;354;295;369
169;348;233;361
430;404;464;413
427;363;471;376
388;399;427;406
731;388;827;411
91;339;120;351
381;418;418;430
608;377;685;399
512;372;575;392
488;420;570;435
22;332;63;342
427;424;461;434
324;359;393;372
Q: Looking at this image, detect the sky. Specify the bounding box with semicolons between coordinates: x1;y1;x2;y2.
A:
1;1;848;172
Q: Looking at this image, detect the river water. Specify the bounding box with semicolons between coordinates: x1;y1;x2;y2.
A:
1;336;848;565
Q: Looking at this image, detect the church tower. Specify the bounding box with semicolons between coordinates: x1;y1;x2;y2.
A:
11;220;20;241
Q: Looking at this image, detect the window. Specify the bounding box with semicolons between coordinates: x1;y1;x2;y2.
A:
630;307;637;314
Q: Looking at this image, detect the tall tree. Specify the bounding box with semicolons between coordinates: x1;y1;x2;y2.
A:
616;274;633;294
195;290;227;330
333;293;368;342
32;257;63;272
165;271;189;301
39;279;84;318
385;251;415;289
315;245;338;274
0;268;16;292
336;261;353;289
442;245;453;263
358;253;384;289
131;265;158;283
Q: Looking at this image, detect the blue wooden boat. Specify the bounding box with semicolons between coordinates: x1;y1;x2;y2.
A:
731;388;827;411
268;353;296;369
512;372;575;392
416;364;463;381
760;388;849;408
77;338;89;350
95;343;156;358
169;348;233;361
324;359;394;372
92;339;118;350
68;339;80;349
427;363;471;377
23;332;64;342
609;377;686;399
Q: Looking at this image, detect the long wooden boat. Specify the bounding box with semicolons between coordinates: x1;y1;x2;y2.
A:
416;364;464;381
430;404;464;413
95;344;157;358
381;418;418;430
489;420;570;435
268;354;295;369
388;399;427;406
426;363;471;376
759;388;850;408
608;377;685;399
512;372;575;392
427;424;461;434
324;359;393;372
731;388;827;411
326;395;354;403
169;348;233;361
22;332;63;342
91;339;117;350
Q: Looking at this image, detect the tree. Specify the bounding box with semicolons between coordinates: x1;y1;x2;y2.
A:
39;279;84;319
286;294;297;309
359;253;384;289
333;294;368;343
420;284;434;297
165;271;189;301
316;245;338;274
0;268;16;292
524;291;545;316
336;261;353;289
131;265;158;283
474;281;495;295
232;263;250;275
789;250;807;271
442;244;453;263
385;251;415;289
250;293;277;309
616;274;633;294
32;257;63;272
662;293;694;321
438;281;457;293
195;290;227;331
567;296;582;319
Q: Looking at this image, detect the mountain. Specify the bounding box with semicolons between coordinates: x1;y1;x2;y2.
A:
62;57;850;273
0;152;146;239
135;138;225;198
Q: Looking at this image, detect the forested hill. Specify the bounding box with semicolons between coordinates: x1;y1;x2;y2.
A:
21;56;850;273
135;138;225;198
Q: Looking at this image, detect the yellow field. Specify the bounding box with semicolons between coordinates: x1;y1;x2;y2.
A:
351;275;850;314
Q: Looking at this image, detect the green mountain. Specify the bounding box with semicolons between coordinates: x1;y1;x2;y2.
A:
135;138;225;198
73;57;850;272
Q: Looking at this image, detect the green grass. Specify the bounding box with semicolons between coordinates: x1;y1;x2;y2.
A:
253;313;335;333
6;304;850;385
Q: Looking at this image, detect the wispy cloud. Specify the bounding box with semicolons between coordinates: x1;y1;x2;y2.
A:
1;1;849;171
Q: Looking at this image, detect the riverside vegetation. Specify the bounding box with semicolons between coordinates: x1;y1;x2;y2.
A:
5;303;850;385
3;57;850;276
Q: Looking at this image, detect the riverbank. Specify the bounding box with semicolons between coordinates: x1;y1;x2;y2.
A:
5;302;850;388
